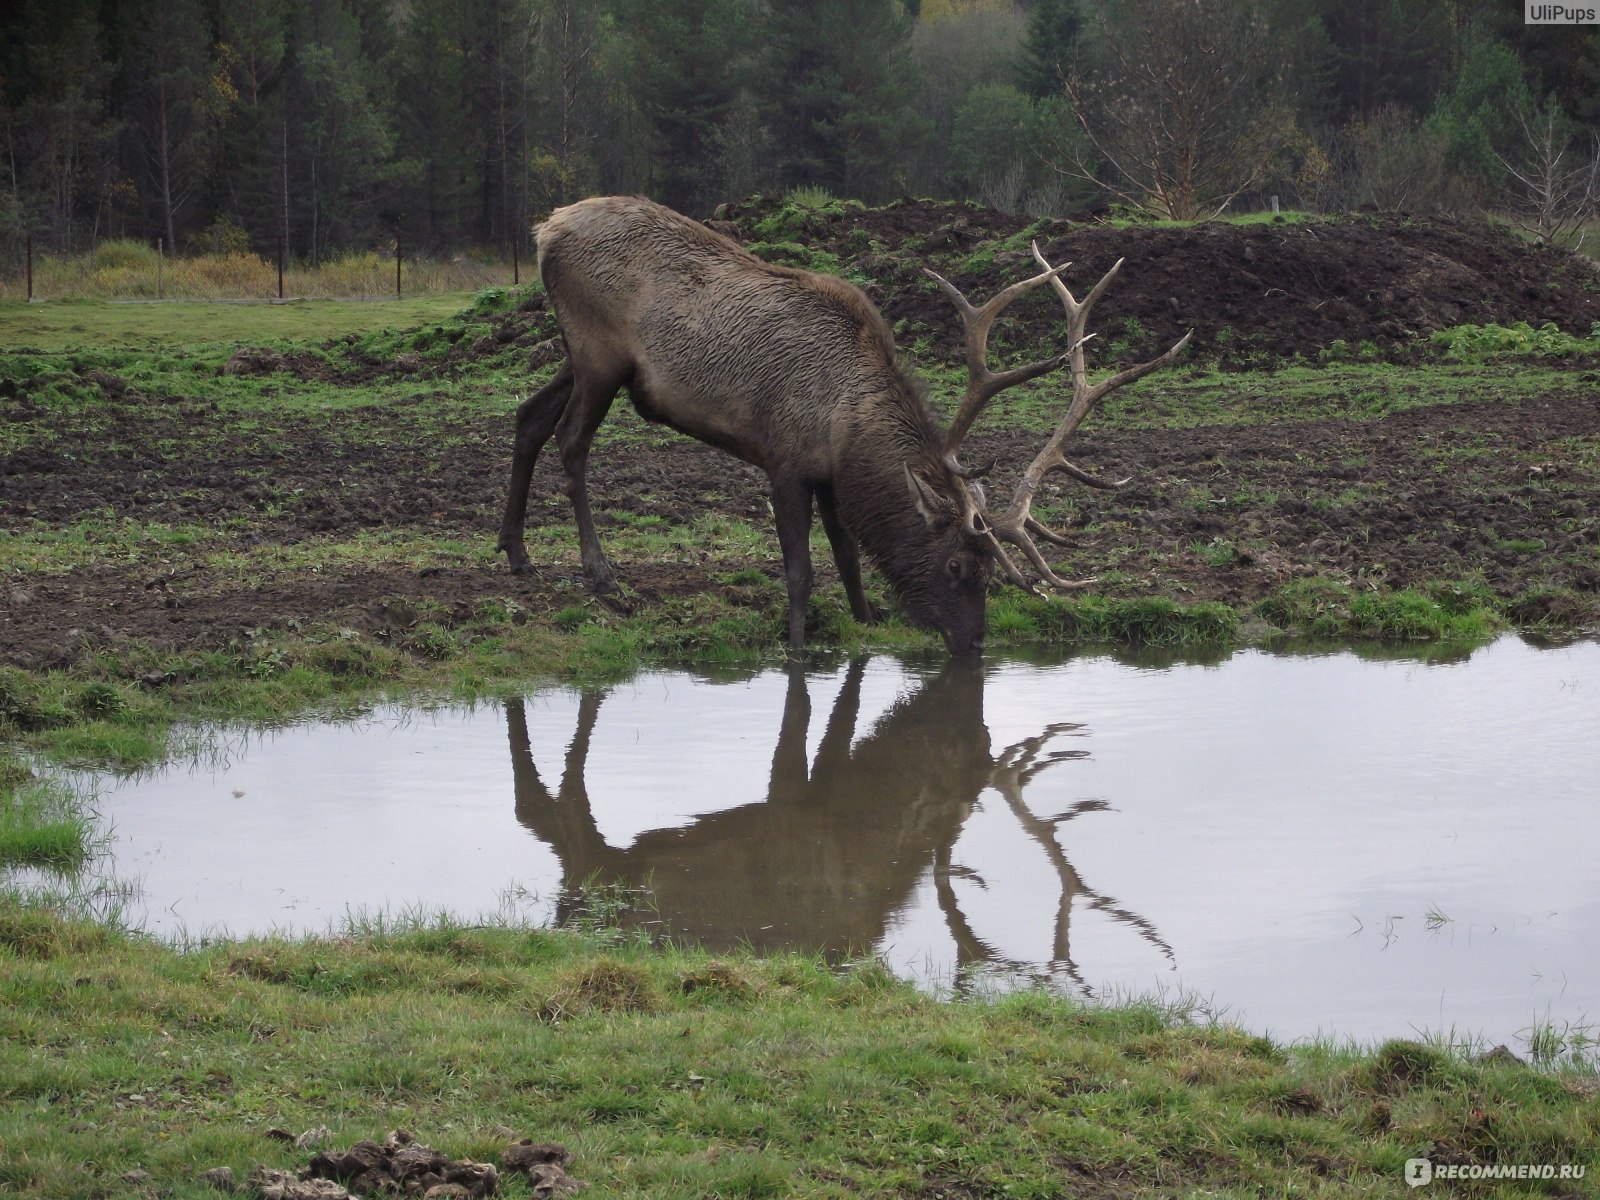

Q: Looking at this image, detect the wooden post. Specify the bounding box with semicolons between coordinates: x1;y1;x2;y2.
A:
395;227;402;298
512;234;519;286
276;236;284;299
157;238;164;299
25;233;32;301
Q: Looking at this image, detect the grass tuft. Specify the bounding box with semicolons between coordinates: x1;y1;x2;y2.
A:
1366;1039;1466;1093
1000;592;1241;648
1256;577;1501;641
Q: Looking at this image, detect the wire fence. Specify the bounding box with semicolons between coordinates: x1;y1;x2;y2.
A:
1;236;526;303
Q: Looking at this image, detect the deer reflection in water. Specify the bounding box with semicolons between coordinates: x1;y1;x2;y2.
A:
506;658;1171;993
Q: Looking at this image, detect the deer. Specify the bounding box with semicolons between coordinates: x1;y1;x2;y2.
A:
497;195;1191;654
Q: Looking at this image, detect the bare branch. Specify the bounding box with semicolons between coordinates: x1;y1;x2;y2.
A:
1496;103;1600;246
1063;0;1302;219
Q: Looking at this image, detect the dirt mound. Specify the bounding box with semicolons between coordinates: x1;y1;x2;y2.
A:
216;200;1600;387
713;196;1600;365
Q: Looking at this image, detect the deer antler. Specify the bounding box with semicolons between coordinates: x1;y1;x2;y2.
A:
935;242;1192;594
922;257;1078;466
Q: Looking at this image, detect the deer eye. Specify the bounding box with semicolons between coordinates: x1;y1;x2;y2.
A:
945;556;966;583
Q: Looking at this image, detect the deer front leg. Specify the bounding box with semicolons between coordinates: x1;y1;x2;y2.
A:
498;363;575;573
769;475;816;654
817;485;880;624
554;374;622;594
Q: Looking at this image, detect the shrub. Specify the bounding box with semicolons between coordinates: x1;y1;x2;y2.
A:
93;239;158;271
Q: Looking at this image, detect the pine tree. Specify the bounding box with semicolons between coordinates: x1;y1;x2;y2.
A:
1017;0;1081;99
759;0;916;199
2;0;121;251
614;0;752;214
120;0;230;251
283;0;400;262
394;0;475;251
1429;30;1535;207
216;0;292;252
1316;0;1453;123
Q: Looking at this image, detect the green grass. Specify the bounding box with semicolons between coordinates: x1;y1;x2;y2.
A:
0;568;1513;796
1098;207;1323;229
1100;358;1587;431
0;901;1594;1199
0;759;95;871
1254;578;1502;642
987;591;1241;648
1431;320;1600;361
916;356;1597;440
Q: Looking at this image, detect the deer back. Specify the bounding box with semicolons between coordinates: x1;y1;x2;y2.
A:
536;196;934;476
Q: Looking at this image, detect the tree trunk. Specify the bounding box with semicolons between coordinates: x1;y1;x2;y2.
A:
159;83;177;253
281;111;291;261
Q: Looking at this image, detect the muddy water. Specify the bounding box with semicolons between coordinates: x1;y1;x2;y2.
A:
84;635;1596;1049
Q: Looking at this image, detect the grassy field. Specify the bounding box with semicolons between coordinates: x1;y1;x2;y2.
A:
3;277;1599;1196
2;904;1597;1199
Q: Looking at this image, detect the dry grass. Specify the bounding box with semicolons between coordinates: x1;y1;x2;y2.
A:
2;241;519;301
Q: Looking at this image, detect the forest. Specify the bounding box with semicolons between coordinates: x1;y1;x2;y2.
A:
3;0;1599;268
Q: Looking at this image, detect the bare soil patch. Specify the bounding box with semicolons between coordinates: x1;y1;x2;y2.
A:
3;372;1597;669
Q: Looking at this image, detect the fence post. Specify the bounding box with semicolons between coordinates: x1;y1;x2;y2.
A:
395;227;402;298
277;236;284;300
512;234;519;287
26;233;32;302
157;238;164;300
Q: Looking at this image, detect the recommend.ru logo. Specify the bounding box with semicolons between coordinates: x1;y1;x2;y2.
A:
1405;1158;1587;1186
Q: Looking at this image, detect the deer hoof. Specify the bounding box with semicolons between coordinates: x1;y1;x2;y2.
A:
588;568;622;596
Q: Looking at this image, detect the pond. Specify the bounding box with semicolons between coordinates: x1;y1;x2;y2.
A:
81;634;1597;1053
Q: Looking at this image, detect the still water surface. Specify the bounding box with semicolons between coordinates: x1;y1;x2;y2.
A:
88;635;1597;1050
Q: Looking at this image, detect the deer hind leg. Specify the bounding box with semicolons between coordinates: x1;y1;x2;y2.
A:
555;371;624;594
816;484;879;625
498;362;576;573
769;474;816;653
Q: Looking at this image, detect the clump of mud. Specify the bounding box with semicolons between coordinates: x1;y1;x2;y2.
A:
242;1128;584;1199
221;347;290;376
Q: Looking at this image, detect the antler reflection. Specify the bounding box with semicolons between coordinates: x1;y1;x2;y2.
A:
939;723;1175;995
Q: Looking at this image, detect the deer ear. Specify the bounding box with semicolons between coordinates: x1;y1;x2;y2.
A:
904;465;945;528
